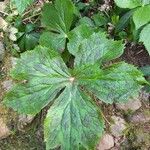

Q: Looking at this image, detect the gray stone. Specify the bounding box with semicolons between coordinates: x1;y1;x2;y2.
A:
2;80;13;91
0;17;7;29
11;56;17;68
97;134;114;150
129;111;150;124
0;2;6;12
110;116;127;137
0;41;5;62
17;114;34;131
139;90;150;103
116;98;142;112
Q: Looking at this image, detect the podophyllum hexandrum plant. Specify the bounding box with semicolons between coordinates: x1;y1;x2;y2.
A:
4;0;147;149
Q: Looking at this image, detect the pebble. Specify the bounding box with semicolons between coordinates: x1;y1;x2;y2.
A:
129;111;150;124
9;33;17;41
17;114;34;131
11;56;17;68
116;98;142;112
0;2;6;12
110;116;126;137
2;80;13;91
97;134;114;150
0;17;8;29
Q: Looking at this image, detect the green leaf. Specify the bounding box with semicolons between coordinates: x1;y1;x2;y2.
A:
42;0;75;33
115;9;135;32
18;32;40;51
16;24;40;52
74;32;124;67
41;0;75;52
114;0;141;8
4;45;105;149
78;17;95;27
40;32;66;52
139;24;150;55
12;0;34;14
67;24;94;55
133;5;150;30
142;0;150;5
45;85;104;150
92;13;108;27
75;62;146;104
4;46;71;114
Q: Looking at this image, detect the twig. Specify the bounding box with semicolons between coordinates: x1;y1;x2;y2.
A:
0;11;9;16
23;13;41;22
100;110;111;125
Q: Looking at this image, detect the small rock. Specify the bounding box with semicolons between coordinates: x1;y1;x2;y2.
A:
2;80;13;91
0;2;6;12
116;98;142;112
0;41;5;61
9;27;18;34
110;116;126;137
97;134;114;150
0;17;8;29
9;33;17;41
11;56;18;68
0;118;11;140
129;111;150;124
13;44;20;52
139;90;149;101
17;114;34;131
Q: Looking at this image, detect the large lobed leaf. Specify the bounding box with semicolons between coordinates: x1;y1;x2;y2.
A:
4;32;146;149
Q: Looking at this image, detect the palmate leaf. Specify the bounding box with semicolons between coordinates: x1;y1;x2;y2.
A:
40;0;75;52
11;0;34;14
4;32;146;149
4;46;105;150
139;24;150;55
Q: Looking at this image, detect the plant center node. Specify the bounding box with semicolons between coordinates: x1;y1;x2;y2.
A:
69;77;75;83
